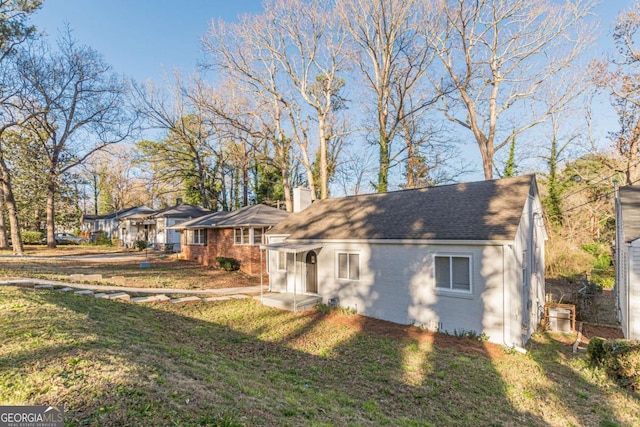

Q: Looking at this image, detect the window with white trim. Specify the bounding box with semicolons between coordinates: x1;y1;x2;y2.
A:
234;227;264;245
277;251;286;271
187;229;207;245
435;255;471;293
337;252;360;280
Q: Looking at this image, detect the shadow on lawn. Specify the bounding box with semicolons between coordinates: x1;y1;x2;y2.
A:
4;288;630;426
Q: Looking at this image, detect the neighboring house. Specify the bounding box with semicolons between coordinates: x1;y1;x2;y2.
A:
81;206;154;244
150;204;211;252
262;175;547;348
615;185;640;340
174;204;290;275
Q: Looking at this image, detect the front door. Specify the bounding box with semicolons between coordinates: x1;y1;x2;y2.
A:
305;251;318;294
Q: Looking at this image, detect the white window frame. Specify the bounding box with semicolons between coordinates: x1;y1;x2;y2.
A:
434;254;472;294
187;229;207;245
277;251;287;271
336;251;360;281
234;227;263;246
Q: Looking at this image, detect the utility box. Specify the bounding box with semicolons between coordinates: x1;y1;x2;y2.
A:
549;308;572;333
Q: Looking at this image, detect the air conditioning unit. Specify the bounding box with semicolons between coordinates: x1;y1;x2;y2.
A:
549;308;572;333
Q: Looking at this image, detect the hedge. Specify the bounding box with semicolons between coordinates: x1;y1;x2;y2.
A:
587;337;640;391
216;257;240;272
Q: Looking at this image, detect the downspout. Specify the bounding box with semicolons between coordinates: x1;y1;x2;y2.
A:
293;251;297;312
260;248;263;304
503;244;527;353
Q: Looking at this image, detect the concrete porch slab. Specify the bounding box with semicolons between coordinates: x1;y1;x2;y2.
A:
260;293;322;312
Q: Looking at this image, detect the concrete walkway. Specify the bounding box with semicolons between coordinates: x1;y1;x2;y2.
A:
0;278;266;296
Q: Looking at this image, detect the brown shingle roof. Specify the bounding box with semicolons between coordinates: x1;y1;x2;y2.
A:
268;175;536;241
175;204;290;229
619;186;640;242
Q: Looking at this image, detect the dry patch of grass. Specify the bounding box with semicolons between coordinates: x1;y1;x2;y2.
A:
0;254;260;290
1;286;639;426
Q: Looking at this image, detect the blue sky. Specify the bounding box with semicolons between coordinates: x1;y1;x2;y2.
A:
30;0;264;82
30;1;630;84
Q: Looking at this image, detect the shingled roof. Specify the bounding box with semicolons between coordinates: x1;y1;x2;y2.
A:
619;186;640;243
151;203;211;219
268;175;537;241
172;204;290;230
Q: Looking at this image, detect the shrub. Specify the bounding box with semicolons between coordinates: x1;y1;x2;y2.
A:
21;231;43;244
92;231;112;246
216;257;240;272
581;242;612;271
587;336;607;366
545;237;594;278
134;240;148;251
588;337;640;391
603;339;640;391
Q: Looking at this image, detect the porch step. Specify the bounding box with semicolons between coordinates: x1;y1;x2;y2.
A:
260;293;322;312
131;294;170;303
107;292;131;301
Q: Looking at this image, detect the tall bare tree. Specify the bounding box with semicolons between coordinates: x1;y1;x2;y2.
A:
0;0;42;253
262;0;349;199
594;3;640;185
18;30;137;248
203;15;299;210
423;0;596;179
338;0;439;193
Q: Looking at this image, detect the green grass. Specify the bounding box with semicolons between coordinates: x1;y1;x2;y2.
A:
1;286;639;426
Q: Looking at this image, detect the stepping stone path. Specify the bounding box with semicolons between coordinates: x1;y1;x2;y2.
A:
107;292;131;301
28;283;254;307
202;296;231;302
170;296;201;305
131;295;171;303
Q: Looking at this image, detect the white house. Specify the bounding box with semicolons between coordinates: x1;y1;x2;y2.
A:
262;175;547;348
149;203;211;252
81;206;154;243
615;185;640;340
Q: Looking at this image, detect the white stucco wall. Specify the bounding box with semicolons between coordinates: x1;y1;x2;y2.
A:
267;239;532;347
627;240;640;340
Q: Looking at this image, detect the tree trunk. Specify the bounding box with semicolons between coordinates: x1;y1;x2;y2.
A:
0;165;24;254
46;178;56;249
318;118;329;199
378;131;390;193
0;184;8;249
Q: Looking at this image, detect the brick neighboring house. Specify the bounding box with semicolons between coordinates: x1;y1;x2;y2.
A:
173;204;290;275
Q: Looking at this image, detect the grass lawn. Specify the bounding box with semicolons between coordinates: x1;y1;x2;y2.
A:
0;247;260;290
1;286;638;426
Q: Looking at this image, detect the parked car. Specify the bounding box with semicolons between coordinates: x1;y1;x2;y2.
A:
41;233;88;245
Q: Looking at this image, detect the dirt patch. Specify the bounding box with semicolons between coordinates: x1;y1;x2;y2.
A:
321;311;506;359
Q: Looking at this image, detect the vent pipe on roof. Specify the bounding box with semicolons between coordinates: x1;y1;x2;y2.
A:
293;187;312;213
176;198;183;205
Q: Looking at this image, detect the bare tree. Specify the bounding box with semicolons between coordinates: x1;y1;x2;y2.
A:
337;0;439;193
423;0;596;179
17;30;137;248
202;16;298;210
593;3;640;185
262;0;349;199
0;0;42;253
133;75;220;209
